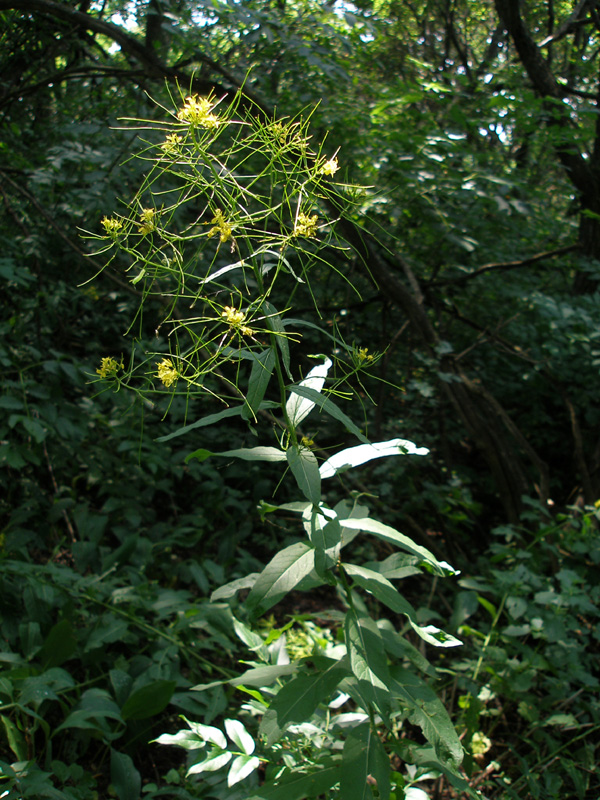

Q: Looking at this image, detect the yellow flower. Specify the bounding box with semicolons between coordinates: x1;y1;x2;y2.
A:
138;208;157;235
156;358;179;387
101;216;123;237
96;356;122;378
357;347;374;363
221;306;254;336
301;436;315;448
208;209;233;243
293;212;319;238
161;133;183;153
177;95;220;129
319;157;339;176
594;498;600;509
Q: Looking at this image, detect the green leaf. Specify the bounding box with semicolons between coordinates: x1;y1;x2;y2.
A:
340;722;390;800
264;300;292;379
286;357;332;428
157;405;246;442
211;573;259;601
153;729;205;750
54;688;124;734
192;664;299;692
187;750;231;775
243;348;276;420
38;619;77;669
21;417;46;443
228;754;261;786
344;563;418;618
320;438;429;479
345;609;391;719
247;759;342;800
286;446;321;504
390;667;463;769
1;714;27;761
186;445;287;464
121;680;176;720
224;718;255;755
110;749;141;800
264;659;349;743
246;542;316;618
308;506;341;576
393;745;476;796
231;664;300;687
339;517;456;576
378;622;438;678
285;384;369;444
406;619;462;648
184;719;227;748
345;563;460;647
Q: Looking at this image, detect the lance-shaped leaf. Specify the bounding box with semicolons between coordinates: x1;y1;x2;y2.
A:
285;384;369;443
186;446;287;464
390;666;464;770
344;564;418;619
157;405;245;442
378;621;438;678
286;446;321;505
153;729;205;750
345;609;392;720
211;573;259;602
344;565;461;648
286;357;332;428
263;300;292;379
339;517;456;577
407;620;462;648
246;541;317;618
339;722;390;800
187;749;231;775
308;506;341;576
198;259;246;285
243;348;276;420
193;663;300;693
320;438;429;479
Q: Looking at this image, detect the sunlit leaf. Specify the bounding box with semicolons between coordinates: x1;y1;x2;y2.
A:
286;357;332;428
320;438;429;479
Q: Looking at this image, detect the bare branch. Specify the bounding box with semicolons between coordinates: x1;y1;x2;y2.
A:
429;244;578;286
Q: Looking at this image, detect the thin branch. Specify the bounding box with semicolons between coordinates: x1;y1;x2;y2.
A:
429;244;577;286
0;0;269;113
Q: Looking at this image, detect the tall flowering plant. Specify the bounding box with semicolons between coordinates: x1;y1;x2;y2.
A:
89;88;471;800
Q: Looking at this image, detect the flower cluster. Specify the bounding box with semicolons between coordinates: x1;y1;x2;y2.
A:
156;358;179;387
221;306;254;337
161;133;183;154
177;95;220;129
357;347;374;363
208;209;233;243
138;208;157;235
293;212;319;238
96;356;122;378
101;216;123;237
318;157;339;176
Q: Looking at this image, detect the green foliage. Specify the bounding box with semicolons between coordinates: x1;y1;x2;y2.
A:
445;501;600;798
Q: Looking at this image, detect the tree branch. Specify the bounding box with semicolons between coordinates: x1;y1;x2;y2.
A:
429;244;578;286
495;0;594;197
0;0;269;112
